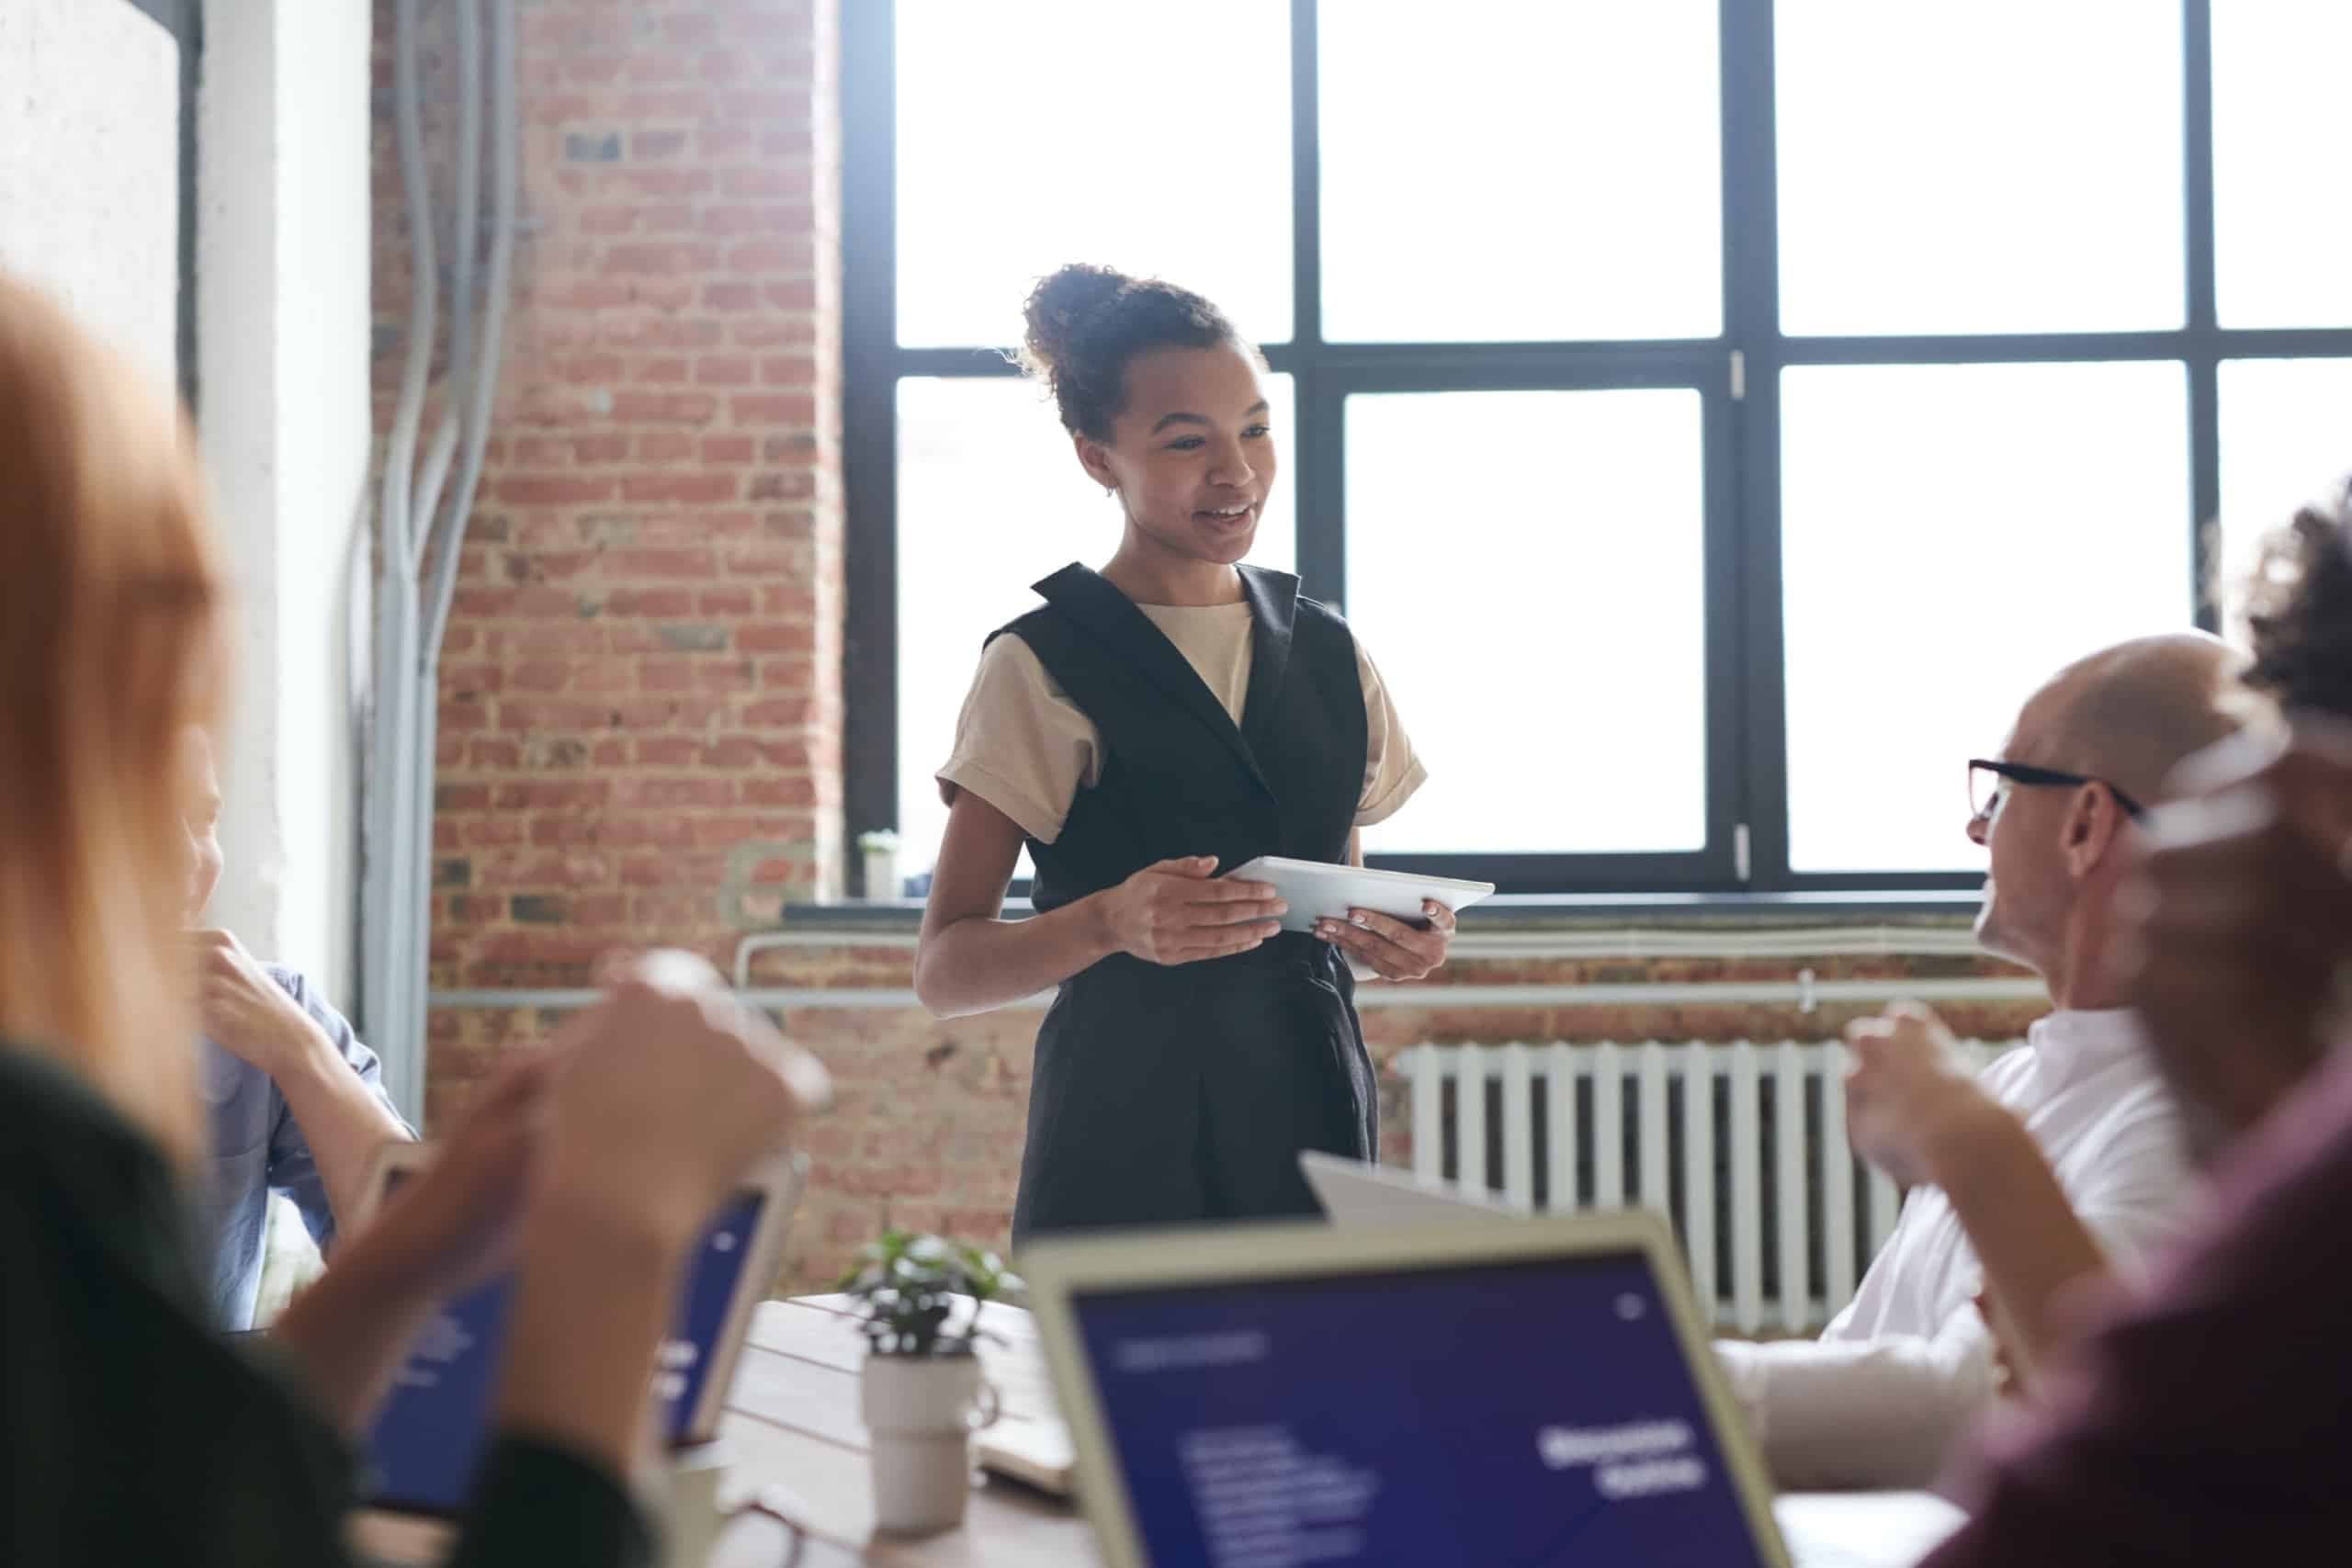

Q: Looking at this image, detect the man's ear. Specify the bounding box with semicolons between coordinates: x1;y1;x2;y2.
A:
2064;785;2123;880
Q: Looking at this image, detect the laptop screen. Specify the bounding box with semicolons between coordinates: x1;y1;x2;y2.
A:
358;1184;769;1516
1069;1248;1771;1566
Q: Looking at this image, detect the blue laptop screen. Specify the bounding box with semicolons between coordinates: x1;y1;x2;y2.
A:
358;1185;768;1516
1070;1249;1770;1566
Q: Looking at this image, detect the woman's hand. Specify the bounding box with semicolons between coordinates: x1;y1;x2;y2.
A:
1096;855;1287;967
535;951;833;1249
356;1048;558;1294
1315;899;1456;981
2119;720;2352;1153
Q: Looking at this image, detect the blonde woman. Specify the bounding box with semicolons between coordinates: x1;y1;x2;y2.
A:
0;274;830;1566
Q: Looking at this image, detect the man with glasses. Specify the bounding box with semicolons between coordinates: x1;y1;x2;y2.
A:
1713;633;2269;1490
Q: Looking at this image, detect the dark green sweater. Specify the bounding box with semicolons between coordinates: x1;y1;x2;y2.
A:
0;1043;651;1567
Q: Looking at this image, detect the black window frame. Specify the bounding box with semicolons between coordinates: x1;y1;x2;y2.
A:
118;0;203;414
842;0;2352;897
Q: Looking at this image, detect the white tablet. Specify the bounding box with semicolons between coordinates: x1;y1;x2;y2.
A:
1223;854;1494;934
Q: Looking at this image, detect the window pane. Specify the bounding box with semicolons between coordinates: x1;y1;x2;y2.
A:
1782;363;2192;873
2214;6;2352;327
894;1;1292;349
2217;359;2352;616
895;376;1296;874
1319;1;1721;344
1349;390;1708;856
1776;1;2182;335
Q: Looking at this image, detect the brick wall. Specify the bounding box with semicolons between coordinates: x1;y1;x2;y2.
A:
377;2;2052;1299
370;0;844;1132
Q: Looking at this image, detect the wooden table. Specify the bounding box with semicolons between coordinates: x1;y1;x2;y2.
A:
709;1297;1966;1568
708;1295;1095;1566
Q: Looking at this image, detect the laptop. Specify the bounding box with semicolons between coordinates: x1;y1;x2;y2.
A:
1022;1203;1964;1567
1301;1148;1528;1227
344;1144;806;1564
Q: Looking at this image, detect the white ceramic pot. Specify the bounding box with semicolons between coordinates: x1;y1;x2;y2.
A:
862;846;900;901
860;1354;1001;1536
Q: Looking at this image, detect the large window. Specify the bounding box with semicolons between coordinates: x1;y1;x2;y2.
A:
844;1;2352;896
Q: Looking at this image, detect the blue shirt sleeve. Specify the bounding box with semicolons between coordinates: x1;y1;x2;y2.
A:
263;965;416;1254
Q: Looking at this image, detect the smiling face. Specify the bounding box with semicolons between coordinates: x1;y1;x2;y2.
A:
1075;342;1277;570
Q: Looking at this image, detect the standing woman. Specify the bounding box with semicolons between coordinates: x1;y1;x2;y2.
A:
915;265;1453;1240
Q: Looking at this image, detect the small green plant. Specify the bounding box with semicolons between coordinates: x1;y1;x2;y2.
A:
856;829;901;852
835;1231;1022;1358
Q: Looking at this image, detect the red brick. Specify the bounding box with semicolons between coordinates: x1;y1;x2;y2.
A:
492;779;613;811
620;474;739;505
720;165;813;200
497;473;616;507
724;237;815;270
601;242;717;276
577;204;639;235
694;355;756;387
614;776;734;810
609;390;718;423
729;394;817;426
637;432;695;462
759;355;816;388
733;621;808;653
497;699;611;732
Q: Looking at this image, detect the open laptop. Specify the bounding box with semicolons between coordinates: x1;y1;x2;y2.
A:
345;1144;806;1564
1301;1148;1528;1227
1022;1202;1964;1567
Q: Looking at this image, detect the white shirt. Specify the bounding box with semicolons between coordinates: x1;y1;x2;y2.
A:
1713;1009;2196;1489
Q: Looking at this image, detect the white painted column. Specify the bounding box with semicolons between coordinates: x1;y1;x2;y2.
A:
198;1;371;1013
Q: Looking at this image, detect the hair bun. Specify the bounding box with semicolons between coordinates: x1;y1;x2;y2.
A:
1020;264;1133;377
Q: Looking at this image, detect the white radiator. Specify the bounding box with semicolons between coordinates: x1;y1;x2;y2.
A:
1394;1041;2014;1335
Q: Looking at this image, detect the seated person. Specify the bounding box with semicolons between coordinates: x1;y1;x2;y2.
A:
179;727;415;1327
1713;632;2266;1488
1923;493;2352;1562
1839;499;2351;1391
0;271;832;1567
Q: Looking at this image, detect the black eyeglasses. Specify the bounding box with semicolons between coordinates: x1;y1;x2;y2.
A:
1968;759;2146;825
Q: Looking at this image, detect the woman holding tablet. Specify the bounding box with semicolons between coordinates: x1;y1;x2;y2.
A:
916;264;1454;1239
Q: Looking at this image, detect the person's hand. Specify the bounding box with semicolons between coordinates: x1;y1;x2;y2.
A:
1974;1286;2033;1401
361;1049;559;1293
192;928;327;1077
535;951;832;1251
1315;900;1456;981
1096;856;1286;967
1843;1001;2002;1190
2118;719;2352;1152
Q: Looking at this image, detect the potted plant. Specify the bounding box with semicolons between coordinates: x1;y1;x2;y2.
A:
837;1231;1017;1535
856;829;901;901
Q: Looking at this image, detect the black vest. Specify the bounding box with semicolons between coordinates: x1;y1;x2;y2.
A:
996;562;1366;901
994;563;1379;1240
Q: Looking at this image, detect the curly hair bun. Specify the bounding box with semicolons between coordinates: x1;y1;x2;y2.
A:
1019;263;1133;381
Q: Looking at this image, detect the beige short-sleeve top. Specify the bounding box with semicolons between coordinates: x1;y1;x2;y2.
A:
936;600;1426;845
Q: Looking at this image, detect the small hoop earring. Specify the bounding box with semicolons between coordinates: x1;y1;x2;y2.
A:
1103;486;1116;500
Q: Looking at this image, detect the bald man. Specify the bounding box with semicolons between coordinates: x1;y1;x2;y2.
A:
1711;634;2273;1490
